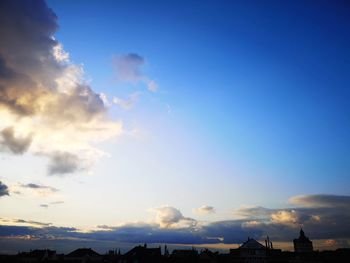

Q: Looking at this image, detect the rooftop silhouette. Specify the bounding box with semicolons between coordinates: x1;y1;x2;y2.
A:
1;230;349;263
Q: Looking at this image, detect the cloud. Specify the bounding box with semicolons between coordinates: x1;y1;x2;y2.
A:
38;201;64;209
20;183;58;193
200;219;263;243
50;201;64;205
112;92;141;110
0;181;9;197
0;0;122;174
289;194;350;208
10;182;59;197
195;205;215;215
99;93;111;107
13;219;51;227
146;80;158;92
113;53;158;92
235;206;273;220
114;53;144;81
47;151;82;175
152;206;197;229
0;225;76;238
270;210;298;225
0;127;32;154
236;195;350;241
0;194;349;252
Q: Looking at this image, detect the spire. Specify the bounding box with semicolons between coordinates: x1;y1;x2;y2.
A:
300;228;305;238
267;235;271;249
164;245;169;256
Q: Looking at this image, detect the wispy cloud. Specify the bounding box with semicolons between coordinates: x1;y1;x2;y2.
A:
20;183;58;193
289;194;350;208
112;92;141;110
50;201;64;205
39;201;65;209
13;219;52;227
113;53;158;92
14;182;59;197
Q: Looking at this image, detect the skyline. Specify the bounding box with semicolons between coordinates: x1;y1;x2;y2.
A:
0;0;350;253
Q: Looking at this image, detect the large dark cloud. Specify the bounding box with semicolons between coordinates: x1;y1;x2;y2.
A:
0;0;59;116
0;0;121;173
0;181;9;197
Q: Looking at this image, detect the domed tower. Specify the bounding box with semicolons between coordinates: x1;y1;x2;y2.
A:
293;228;313;253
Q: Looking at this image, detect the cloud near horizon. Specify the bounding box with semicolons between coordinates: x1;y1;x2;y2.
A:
0;0;122;175
0;194;349;252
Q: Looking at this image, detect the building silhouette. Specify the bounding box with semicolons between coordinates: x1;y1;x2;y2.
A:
119;244;161;263
1;230;350;263
293;228;313;253
229;236;282;263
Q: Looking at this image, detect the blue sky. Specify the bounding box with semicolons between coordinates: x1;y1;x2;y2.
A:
0;0;349;253
47;0;350;195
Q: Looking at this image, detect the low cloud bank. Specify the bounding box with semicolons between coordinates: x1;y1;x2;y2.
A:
1;194;349;251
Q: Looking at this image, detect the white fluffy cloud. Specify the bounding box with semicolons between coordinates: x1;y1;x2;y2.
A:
152;206;197;229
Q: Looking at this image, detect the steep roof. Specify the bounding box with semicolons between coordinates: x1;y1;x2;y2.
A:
123;245;161;259
240;238;266;249
67;248;100;257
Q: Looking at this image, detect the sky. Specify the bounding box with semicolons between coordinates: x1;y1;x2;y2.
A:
0;0;350;254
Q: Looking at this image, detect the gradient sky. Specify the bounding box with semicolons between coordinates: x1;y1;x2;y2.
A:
0;0;349;253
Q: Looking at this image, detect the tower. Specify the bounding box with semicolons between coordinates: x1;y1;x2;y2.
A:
293;228;313;253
